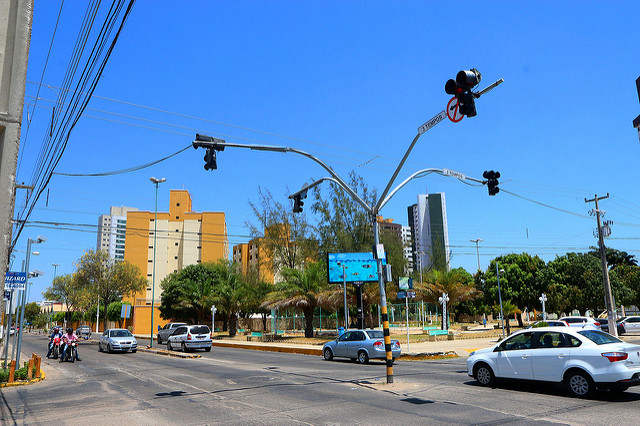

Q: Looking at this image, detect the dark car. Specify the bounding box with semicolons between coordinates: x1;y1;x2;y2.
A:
157;322;187;344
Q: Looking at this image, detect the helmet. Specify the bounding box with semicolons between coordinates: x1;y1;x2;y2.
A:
54;326;59;331
66;327;73;334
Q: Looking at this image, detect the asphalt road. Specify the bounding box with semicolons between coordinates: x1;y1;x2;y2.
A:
1;333;639;425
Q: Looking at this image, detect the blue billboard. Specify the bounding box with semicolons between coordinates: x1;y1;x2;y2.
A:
327;252;386;284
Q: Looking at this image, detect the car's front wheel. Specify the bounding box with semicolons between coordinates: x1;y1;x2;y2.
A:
565;370;594;398
474;363;495;386
167;341;173;351
323;348;333;361
357;351;369;364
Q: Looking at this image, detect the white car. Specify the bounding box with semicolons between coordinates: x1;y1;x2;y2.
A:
558;316;601;331
467;327;640;397
167;324;212;352
618;316;640;335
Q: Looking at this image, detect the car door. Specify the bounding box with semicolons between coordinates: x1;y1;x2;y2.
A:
627;317;640;333
345;331;366;358
494;332;534;379
334;331;352;357
171;326;187;346
531;331;573;382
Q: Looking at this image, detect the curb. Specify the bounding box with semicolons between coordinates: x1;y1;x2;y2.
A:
137;347;201;359
0;369;46;388
212;341;322;356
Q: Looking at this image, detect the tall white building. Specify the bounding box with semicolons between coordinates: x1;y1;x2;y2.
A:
401;225;414;273
97;206;138;261
407;193;450;272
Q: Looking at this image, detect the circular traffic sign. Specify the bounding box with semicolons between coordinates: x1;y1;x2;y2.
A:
447;96;464;123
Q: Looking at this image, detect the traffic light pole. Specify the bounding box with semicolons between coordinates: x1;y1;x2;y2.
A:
192;73;502;384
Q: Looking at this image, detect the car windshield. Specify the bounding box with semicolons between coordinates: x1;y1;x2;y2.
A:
577;330;622;344
366;330;384;339
190;326;210;334
111;330;132;338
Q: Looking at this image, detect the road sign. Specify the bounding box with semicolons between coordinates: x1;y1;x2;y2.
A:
399;277;410;290
4;272;27;290
442;168;467;181
120;304;131;319
407;291;416;299
417;110;447;135
397;291;406;299
447;97;464;123
3;291;10;300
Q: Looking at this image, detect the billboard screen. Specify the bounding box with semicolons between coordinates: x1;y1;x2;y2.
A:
327;252;386;284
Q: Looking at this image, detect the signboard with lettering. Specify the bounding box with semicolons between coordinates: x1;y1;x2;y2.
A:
4;272;27;290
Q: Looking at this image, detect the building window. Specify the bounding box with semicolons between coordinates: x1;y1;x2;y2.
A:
147;274;152;277
148;260;153;263
174;256;178;260
149;246;153;249
175;242;179;246
176;216;179;220
197;246;201;249
197;260;201;263
176;203;180;207
150;219;155;222
176;229;179;232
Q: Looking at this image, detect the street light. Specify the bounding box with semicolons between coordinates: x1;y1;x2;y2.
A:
149;177;166;348
337;262;349;328
496;264;505;339
539;293;547;321
470;238;483;271
16;235;46;366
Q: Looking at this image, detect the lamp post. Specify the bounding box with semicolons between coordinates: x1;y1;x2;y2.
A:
337;262;349;328
470;238;483;271
16;236;46;366
496;263;505;339
149;177;166;348
539;293;547;321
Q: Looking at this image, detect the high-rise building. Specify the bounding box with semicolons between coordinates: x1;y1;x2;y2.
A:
97;206;139;261
401;225;413;274
407;192;450;272
124;190;228;333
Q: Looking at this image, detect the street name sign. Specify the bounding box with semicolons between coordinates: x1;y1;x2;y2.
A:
442;168;466;181
4;272;27;290
417;110;447;135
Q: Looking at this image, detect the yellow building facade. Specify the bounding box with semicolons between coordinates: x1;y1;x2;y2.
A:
124;190;228;334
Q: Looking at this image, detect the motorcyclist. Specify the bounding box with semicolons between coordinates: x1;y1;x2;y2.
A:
60;327;81;362
46;326;63;358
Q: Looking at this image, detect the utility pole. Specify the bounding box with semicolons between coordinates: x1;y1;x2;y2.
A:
633;76;640;142
0;0;34;348
585;193;617;337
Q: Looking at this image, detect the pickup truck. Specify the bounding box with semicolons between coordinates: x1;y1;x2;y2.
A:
156;322;187;344
76;325;92;339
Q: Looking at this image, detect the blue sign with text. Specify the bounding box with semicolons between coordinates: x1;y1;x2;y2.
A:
4;272;27;290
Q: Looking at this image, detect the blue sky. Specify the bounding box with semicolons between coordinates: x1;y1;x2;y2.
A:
15;1;640;302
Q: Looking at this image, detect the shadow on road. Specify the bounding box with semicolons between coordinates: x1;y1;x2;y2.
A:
463;379;640;402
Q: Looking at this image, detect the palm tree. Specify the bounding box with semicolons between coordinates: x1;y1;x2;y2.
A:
495;300;520;335
262;262;328;337
211;260;248;337
414;267;481;321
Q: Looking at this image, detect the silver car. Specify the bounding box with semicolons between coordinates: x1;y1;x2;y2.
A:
99;328;138;353
323;329;401;364
76;325;92;340
167;325;212;352
157;322;187;345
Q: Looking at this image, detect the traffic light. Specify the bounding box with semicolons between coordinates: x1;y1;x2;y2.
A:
194;133;225;171
445;69;482;117
204;148;217;170
483;170;500;196
292;191;308;213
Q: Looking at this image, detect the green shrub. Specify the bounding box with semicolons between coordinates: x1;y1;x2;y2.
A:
0;362;38;383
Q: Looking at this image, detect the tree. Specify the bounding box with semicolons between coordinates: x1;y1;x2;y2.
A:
610;264;640;307
42;273;87;323
74;250;146;331
414;267;480;320
496;300;519;335
588;247;637;268
482;254;546;311
24;302;41;325
211;260;249;337
107;301;131;328
247;186;317;274
261;262;328;337
159;263;218;324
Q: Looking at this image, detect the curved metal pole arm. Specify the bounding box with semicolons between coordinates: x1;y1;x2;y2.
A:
193;138;372;214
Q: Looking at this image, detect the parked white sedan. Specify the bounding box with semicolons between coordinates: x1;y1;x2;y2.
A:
467;327;640;397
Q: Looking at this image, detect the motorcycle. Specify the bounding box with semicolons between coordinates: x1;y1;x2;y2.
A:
51;336;61;359
61;341;78;363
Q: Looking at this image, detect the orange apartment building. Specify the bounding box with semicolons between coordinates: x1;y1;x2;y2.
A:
124;190;228;334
